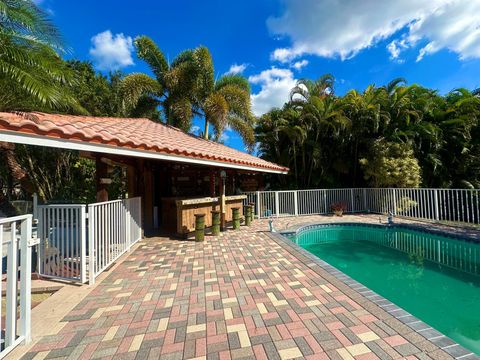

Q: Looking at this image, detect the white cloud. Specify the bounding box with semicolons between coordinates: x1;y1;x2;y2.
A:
268;0;480;62
292;59;309;71
218;132;230;143
190;125;201;136
226;63;248;75
89;30;134;71
249;67;297;116
387;39;408;63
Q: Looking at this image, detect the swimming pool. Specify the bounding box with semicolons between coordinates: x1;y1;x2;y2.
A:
285;223;480;355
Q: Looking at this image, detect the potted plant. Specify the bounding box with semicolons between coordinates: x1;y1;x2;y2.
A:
331;202;347;216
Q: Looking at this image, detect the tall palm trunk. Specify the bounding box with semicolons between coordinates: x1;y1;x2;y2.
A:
307;129;320;187
204;120;209;140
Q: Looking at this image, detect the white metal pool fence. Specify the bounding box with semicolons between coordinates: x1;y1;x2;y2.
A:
36;197;142;285
88;197;142;284
243;188;480;225
0;214;34;359
37;204;87;283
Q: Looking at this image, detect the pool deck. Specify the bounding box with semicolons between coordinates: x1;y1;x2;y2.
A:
17;215;480;360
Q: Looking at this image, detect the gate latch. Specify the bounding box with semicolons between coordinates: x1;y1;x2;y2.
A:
28;237;40;247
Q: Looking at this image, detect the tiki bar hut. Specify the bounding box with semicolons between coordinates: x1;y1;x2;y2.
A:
0;112;288;236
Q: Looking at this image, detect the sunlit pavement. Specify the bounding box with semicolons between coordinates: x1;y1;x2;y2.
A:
21;215;477;360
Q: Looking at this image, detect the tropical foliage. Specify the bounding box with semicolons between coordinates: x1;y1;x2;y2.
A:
0;0;81;112
1;0;480;210
257;75;480;189
120;36;255;147
0;1;255;206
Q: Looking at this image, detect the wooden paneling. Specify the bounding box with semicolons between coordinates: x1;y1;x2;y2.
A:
164;197;245;235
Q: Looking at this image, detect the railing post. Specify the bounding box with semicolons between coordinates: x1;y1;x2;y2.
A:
392;188;397;215
275;191;280;217
20;216;32;343
5;222;17;347
363;188;367;212
256;191;261;219
32;193;38;222
350;189;354;213
294;191;298;216
88;205;95;285
126;200;131;250
37;207;43;275
434;189;440;221
323;190;327;214
80;206;87;283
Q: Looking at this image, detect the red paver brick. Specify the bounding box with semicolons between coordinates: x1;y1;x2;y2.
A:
384;335;408;346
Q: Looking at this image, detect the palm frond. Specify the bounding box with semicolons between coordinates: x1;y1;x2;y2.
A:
119;73;161;113
215;74;250;92
134;35;169;82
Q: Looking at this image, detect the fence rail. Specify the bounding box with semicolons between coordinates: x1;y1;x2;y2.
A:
244;188;480;226
88;197;142;284
0;215;33;359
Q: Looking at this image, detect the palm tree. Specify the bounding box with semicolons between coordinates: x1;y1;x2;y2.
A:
121;36;255;146
289;74;335;103
342;86;389;184
203;75;255;147
440;88;480;187
0;0;79;110
289;75;350;187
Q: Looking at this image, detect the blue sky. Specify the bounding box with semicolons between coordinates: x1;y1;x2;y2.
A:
37;0;480;152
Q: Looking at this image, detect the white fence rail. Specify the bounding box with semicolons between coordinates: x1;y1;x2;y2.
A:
88;197;142;284
37;205;87;283
244;188;480;225
0;215;33;359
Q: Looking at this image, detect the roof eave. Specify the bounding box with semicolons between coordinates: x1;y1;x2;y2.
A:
0;130;289;175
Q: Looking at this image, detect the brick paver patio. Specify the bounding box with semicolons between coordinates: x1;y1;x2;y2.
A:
21;215;477;360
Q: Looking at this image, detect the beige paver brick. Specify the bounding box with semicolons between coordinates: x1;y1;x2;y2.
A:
129;334;144;352
358;331;380;342
279;347;303;360
346;343;371;356
103;325;119;341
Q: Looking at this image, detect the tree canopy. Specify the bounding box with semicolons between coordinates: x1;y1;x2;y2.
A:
120;36;256;147
257;75;480;189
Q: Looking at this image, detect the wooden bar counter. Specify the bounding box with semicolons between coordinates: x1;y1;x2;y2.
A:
161;195;246;236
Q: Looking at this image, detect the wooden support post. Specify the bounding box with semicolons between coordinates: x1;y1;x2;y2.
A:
143;163;154;234
219;173;226;231
210;170;216;197
127;165;137;198
95;155;109;202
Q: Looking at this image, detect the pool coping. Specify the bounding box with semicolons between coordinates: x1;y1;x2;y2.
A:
268;226;480;360
279;221;480;244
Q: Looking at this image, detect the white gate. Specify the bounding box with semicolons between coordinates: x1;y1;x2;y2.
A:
88;197;142;284
37;204;87;283
0;215;33;359
36;197;142;284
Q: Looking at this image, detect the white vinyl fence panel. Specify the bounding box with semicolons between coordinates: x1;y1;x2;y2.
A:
244;188;480;226
0;215;33;359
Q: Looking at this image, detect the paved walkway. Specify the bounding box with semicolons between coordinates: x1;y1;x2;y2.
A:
20;216;475;360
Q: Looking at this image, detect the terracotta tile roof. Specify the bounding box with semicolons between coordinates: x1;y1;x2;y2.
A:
0;112;289;173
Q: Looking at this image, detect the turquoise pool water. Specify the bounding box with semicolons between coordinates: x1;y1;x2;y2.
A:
289;224;480;354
